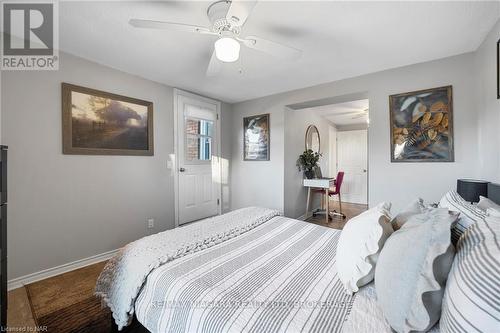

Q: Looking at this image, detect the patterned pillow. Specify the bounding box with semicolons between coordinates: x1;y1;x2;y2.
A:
440;215;500;332
439;190;487;245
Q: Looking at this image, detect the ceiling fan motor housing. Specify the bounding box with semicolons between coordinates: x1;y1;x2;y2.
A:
207;0;240;35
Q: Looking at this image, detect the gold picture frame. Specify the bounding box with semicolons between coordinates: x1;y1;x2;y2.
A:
62;83;153;156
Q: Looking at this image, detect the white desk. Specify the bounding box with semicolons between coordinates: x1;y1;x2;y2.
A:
303;178;335;224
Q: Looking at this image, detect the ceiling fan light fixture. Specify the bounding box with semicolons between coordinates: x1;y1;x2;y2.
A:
215;37;240;62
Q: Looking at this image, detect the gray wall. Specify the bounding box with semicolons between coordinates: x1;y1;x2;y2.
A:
284;109;335;218
2;52;232;279
231;52;480;215
475;19;500;183
230;99;286;211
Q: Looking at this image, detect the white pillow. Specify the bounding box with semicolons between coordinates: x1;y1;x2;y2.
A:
390;198;426;230
477;195;500;212
336;202;393;294
487;207;500;217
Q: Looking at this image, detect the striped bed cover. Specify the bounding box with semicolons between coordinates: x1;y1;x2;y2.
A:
134;216;354;333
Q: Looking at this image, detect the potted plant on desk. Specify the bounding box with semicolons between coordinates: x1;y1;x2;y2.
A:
296;149;321;179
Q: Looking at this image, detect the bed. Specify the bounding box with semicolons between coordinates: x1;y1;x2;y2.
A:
133;215;353;333
97;184;500;333
98;208;363;333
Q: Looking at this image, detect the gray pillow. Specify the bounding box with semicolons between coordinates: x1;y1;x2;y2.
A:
375;208;457;333
390;198;426;230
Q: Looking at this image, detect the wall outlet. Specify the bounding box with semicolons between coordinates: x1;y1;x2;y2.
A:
147;218;155;229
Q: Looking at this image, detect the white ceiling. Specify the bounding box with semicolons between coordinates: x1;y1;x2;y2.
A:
307;99;369;126
59;1;500;103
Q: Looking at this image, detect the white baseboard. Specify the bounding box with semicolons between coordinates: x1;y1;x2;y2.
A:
297;213;307;220
8;249;119;291
296;204;321;221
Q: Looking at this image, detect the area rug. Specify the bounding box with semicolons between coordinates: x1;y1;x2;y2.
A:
25;261;112;333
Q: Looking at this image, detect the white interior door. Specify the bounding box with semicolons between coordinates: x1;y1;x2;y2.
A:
175;90;221;225
337;130;368;205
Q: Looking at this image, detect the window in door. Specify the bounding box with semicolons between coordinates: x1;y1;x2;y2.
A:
185;118;213;162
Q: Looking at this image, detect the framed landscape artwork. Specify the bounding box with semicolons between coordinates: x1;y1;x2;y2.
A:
62;83;153;155
389;86;454;162
243;113;270;161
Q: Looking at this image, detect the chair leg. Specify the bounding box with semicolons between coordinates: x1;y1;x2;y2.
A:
338;193;342;214
338;193;346;219
325;189;330;224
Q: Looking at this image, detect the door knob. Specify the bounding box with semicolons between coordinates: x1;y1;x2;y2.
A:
179;167;186;172
363;169;367;173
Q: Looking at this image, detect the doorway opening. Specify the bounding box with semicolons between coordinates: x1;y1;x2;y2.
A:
284;94;369;229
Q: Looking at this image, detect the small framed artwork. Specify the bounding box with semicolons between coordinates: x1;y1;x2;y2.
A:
389;85;454;162
497;39;499;99
243;113;270;161
62;83;153;155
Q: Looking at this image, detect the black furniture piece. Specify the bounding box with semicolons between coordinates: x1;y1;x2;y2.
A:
0;146;7;329
457;179;489;203
488;183;500;205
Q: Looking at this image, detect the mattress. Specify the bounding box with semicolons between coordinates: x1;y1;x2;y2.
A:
134;216;355;333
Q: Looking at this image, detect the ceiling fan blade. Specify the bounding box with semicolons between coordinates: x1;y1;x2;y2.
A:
239;36;302;60
352;114;367;120
129;19;215;35
226;0;257;27
321;111;362;117
206;50;222;77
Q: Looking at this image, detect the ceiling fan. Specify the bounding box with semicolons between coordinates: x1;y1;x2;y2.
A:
129;0;302;76
323;108;369;119
350;108;369;120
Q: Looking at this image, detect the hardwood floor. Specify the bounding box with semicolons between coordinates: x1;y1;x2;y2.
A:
305;200;368;230
7;262;108;332
7;287;36;330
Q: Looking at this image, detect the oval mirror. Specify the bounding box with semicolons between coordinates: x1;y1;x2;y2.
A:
305;125;320;153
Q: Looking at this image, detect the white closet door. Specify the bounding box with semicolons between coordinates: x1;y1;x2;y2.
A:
337;130;368;204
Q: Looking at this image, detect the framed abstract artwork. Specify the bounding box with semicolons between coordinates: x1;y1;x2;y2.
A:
62;83;153;155
243;113;270;161
389;86;454;162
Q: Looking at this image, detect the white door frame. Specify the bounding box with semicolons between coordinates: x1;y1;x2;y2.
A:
173;89;222;227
